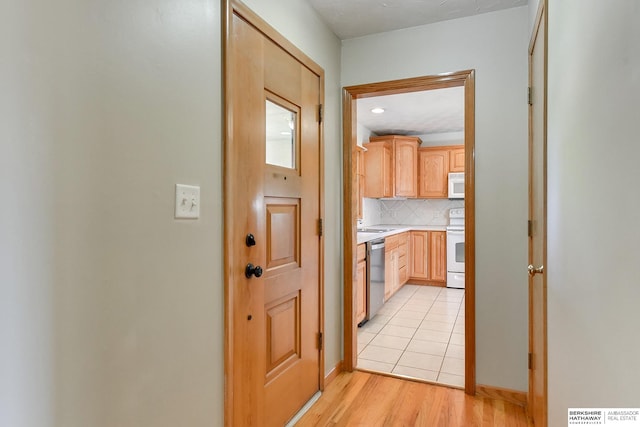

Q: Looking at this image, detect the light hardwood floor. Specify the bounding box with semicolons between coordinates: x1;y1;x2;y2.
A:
295;371;532;426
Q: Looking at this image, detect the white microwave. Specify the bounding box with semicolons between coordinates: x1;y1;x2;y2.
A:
448;172;465;199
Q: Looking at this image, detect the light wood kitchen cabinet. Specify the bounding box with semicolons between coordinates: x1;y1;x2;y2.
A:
356;243;367;324
392;138;419;197
355;145;365;220
418;148;449;198
384;234;399;301
409;231;429;279
410;230;447;284
363;140;393;198
380;232;410;302
449;145;465;172
397;232;410;286
429;231;447;282
365;135;420;198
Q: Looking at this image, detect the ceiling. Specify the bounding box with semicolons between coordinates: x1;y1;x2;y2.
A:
357;87;464;136
307;0;527;40
306;0;526;136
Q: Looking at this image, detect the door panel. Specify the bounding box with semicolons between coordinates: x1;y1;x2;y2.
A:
265;291;300;380
529;2;547;426
265;199;299;272
227;9;322;427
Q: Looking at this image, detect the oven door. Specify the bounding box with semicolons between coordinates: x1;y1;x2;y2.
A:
446;229;465;273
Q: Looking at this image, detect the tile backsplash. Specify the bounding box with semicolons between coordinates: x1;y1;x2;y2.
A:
361;198;464;226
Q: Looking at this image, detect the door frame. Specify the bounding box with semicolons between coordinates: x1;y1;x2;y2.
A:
223;0;326;425
528;0;548;423
342;70;476;394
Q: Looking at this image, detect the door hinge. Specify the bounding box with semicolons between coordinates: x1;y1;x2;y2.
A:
528;220;533;237
317;218;323;237
528;352;533;370
528;87;533;105
318;332;323;350
318;104;323;123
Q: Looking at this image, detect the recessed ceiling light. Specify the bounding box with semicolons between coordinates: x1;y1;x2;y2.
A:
371;107;385;114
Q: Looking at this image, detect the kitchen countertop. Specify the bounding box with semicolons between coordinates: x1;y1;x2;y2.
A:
356;224;447;245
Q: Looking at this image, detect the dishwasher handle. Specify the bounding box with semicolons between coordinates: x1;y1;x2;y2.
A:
370;242;385;251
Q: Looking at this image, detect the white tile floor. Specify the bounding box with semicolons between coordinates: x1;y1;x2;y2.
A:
357;284;465;388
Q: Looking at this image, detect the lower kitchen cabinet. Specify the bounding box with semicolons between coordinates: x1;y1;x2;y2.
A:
384;235;399;301
429;231;447;282
383;232;410;302
410;231;429;280
397;232;410;286
356;243;367;324
409;230;447;284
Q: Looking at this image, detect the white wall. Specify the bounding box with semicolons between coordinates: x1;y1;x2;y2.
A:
419;131;465;146
342;6;530;391
0;0;340;426
529;0;541;37
546;1;640;425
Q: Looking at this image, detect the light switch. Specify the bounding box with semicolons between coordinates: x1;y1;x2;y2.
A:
175;184;200;219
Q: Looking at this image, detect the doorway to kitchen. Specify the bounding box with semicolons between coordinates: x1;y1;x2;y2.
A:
342;71;476;394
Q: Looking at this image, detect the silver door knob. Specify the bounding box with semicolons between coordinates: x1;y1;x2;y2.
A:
528;264;544;276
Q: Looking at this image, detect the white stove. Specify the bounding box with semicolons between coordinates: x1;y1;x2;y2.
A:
446;208;465;289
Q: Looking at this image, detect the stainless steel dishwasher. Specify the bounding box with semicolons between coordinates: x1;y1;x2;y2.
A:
362;239;385;325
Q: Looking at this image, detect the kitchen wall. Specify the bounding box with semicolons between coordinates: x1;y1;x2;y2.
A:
342;6;530;391
0;0;341;426
378;199;464;226
546;1;640;425
419;131;464;147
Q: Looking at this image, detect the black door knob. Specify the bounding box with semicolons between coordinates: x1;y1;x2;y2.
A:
245;263;263;278
245;233;256;247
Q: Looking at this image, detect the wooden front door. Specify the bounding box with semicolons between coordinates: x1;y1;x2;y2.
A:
225;2;324;426
528;1;547;425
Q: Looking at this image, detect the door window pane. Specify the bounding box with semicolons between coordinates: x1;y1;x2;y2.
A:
266;100;296;169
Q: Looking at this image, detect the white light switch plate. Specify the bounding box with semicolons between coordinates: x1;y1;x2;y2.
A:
175;184;200;219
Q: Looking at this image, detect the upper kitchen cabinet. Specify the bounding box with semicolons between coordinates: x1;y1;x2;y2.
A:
364;135;420;198
363;139;393;198
418;147;449;198
449;146;465;172
418;145;465;198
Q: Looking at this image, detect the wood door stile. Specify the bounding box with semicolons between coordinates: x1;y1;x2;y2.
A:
224;1;325;426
